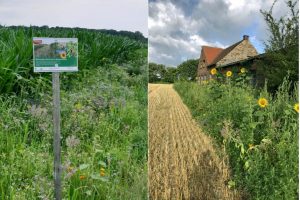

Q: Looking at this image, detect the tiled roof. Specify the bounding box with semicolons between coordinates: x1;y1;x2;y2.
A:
208;40;243;67
202;46;223;65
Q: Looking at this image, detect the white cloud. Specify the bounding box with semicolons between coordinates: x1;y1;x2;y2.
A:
149;0;292;66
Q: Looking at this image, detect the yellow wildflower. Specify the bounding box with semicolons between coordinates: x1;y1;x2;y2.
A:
248;144;255;150
226;71;232;77
240;68;246;73
210;68;217;75
100;168;105;176
258;98;268;108
294;103;299;113
75;103;83;110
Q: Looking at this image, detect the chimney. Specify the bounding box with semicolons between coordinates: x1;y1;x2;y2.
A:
243;35;249;40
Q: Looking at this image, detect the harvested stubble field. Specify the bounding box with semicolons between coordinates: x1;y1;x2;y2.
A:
149;84;240;200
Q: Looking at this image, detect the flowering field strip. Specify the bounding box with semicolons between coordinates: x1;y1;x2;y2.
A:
174;79;298;200
148;84;239;199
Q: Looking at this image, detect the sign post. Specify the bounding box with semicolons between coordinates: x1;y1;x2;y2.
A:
52;72;61;199
33;37;78;200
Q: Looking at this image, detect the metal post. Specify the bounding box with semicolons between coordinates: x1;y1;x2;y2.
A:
52;72;61;200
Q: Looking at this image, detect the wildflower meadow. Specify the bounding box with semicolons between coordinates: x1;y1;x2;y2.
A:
0;26;147;199
174;68;298;200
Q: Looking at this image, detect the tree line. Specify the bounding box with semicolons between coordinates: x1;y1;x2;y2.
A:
149;59;199;83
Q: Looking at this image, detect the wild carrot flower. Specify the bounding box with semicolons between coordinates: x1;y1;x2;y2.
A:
66;135;80;148
294;103;299;113
210;68;217;75
226;71;232;77
258;98;268;108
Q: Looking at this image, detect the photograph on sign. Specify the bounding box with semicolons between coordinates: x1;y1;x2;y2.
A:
33;37;78;72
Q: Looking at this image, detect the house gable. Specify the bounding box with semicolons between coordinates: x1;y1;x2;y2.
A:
215;38;258;67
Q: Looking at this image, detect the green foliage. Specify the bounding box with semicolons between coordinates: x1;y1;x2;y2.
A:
174;78;298;200
0;27;147;199
164;67;178;83
177;59;199;81
258;0;299;92
148;62;178;83
148;63;167;83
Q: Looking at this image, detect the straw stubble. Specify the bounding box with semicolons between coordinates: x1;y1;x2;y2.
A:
149;84;240;200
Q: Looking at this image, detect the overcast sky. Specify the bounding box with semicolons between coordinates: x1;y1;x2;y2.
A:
149;0;291;67
0;0;148;36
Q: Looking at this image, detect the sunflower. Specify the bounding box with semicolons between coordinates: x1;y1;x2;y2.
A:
210;68;217;75
258;98;268;108
226;71;232;77
240;68;246;73
294;103;299;113
100;168;105;176
60;52;66;59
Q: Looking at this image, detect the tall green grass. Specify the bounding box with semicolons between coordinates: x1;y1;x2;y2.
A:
0;26;147;199
174;78;298;200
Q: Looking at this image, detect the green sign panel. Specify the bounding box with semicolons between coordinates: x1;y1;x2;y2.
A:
33;37;78;72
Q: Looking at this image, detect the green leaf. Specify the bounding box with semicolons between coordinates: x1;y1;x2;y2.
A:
249;122;258;129
79;164;90;170
98;161;107;167
228;180;236;189
244;160;250;170
240;145;245;155
91;174;108;182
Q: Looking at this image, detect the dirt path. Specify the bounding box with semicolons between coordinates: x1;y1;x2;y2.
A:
149;84;239;200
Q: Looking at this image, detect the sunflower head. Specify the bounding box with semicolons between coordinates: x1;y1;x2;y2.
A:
240;68;246;73
258;98;268;108
210;68;217;75
294;103;299;113
226;71;232;77
60;52;66;59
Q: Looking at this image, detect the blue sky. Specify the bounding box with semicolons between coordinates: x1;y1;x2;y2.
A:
149;0;290;67
0;0;148;37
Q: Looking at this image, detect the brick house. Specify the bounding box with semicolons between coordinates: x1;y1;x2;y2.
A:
197;35;259;82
